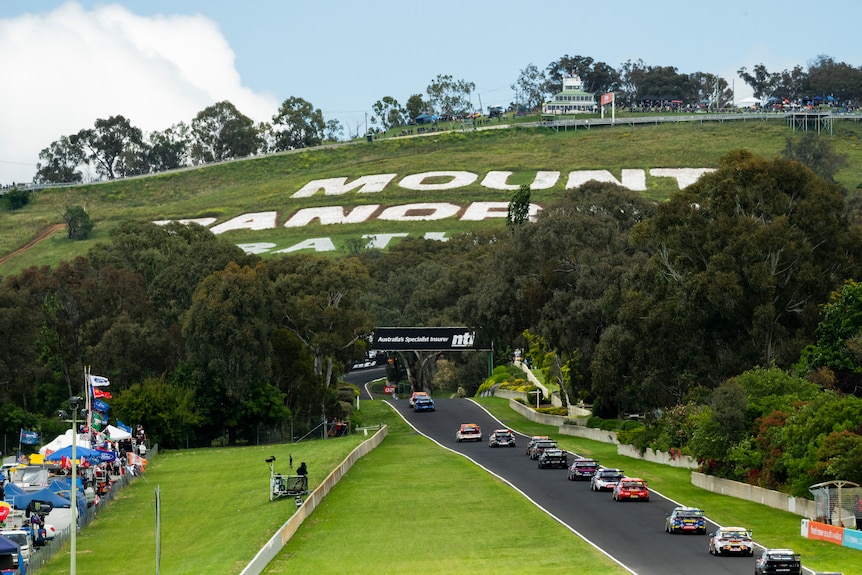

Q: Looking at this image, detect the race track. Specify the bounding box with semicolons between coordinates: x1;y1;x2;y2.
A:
389;397;759;575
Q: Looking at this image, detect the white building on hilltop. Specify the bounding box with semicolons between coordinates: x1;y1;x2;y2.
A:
542;75;597;115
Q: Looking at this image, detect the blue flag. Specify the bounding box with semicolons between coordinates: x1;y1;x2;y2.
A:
93;398;111;413
20;429;40;445
117;420;132;434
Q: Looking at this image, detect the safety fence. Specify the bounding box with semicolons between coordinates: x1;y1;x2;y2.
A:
26;443;158;572
238;426;388;575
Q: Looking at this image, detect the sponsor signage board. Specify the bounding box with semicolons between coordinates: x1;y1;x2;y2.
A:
371;327;489;351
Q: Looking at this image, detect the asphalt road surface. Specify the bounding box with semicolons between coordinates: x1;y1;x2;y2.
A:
388;396;762;575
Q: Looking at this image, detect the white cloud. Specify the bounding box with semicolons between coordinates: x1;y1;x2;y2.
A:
0;2;278;185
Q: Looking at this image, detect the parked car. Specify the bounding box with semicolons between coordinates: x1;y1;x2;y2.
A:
528;440;558;460
455;423;482;442
754;548;801;575
567;458;599;480
525;435;549;456
538;448;569;469
708;526;753;556
1;529;32;566
591;468;625;492
612;478;649;501
488;429;516;447
413;396;435;412
665;506;706;534
409;391;428;408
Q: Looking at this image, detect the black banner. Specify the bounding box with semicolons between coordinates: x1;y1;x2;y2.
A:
370;327;489;351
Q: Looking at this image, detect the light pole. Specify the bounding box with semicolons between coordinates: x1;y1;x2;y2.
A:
58;396;83;575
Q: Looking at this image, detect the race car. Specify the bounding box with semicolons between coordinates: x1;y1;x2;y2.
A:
413;396;435;412
488;429;516;447
537;448;569;469
708;526;753;556
525;435;549;456
754;548;801;575
528;440;557;460
566;458;599;480
665;506;706;534
612;477;649;501
455;423;482;442
409;391;428;408
590;468;624;491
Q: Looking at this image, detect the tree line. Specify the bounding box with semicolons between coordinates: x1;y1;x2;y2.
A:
30;54;861;187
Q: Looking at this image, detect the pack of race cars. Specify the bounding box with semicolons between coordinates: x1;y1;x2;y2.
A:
412;396;785;565
449;426;787;563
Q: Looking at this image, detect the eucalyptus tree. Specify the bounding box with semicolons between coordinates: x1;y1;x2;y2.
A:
270;254;373;414
190;100;262;164
271;96;325;150
737;63;780;100
370;96;406;130
405;94;426;120
497;181;653;405
512;64;547;112
35;135;86;184
76;115;147;180
805;54;862;104
148;122;191;172
87;220;256;334
596;150;856;413
182;261;279;444
425;74;475;116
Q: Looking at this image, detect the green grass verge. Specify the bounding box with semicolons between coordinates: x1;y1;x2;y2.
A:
36;435;365;575
476;396;862;574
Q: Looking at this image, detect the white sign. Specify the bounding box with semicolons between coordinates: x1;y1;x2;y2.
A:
154;168;713;253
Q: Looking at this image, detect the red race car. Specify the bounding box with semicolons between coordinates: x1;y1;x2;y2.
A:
612;477;649;501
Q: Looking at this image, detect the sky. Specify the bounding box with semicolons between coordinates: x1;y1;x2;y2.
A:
0;0;859;186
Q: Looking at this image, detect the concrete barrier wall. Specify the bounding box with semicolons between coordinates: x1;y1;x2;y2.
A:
618;444;699;470
558;423;619;444
493;389;528;402
515;362;549;398
508;398;570;427
692;472;816;518
239;426;388;575
510;399;818;517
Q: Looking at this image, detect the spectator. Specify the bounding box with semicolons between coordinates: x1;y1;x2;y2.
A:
297;462;307;476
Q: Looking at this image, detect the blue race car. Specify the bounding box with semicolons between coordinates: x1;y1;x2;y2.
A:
665;506;706;534
413;396;435;412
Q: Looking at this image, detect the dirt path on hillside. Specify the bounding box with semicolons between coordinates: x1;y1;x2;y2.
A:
0;223;65;266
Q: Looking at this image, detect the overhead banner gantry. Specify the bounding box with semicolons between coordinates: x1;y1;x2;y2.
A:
370;327;490;351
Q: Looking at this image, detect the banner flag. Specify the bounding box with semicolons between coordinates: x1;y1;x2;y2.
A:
20;429;40;445
93;388;112;399
88;374;111;387
117;420;132;434
93;398;111;413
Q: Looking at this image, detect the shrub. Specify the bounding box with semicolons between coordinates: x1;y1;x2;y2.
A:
2;188;31;211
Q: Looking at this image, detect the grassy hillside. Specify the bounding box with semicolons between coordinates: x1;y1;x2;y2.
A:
2;119;861;277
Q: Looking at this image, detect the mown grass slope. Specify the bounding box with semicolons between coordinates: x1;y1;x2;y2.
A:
3;119;861;277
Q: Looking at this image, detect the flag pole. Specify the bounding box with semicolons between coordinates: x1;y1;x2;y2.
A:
85;366;92;445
